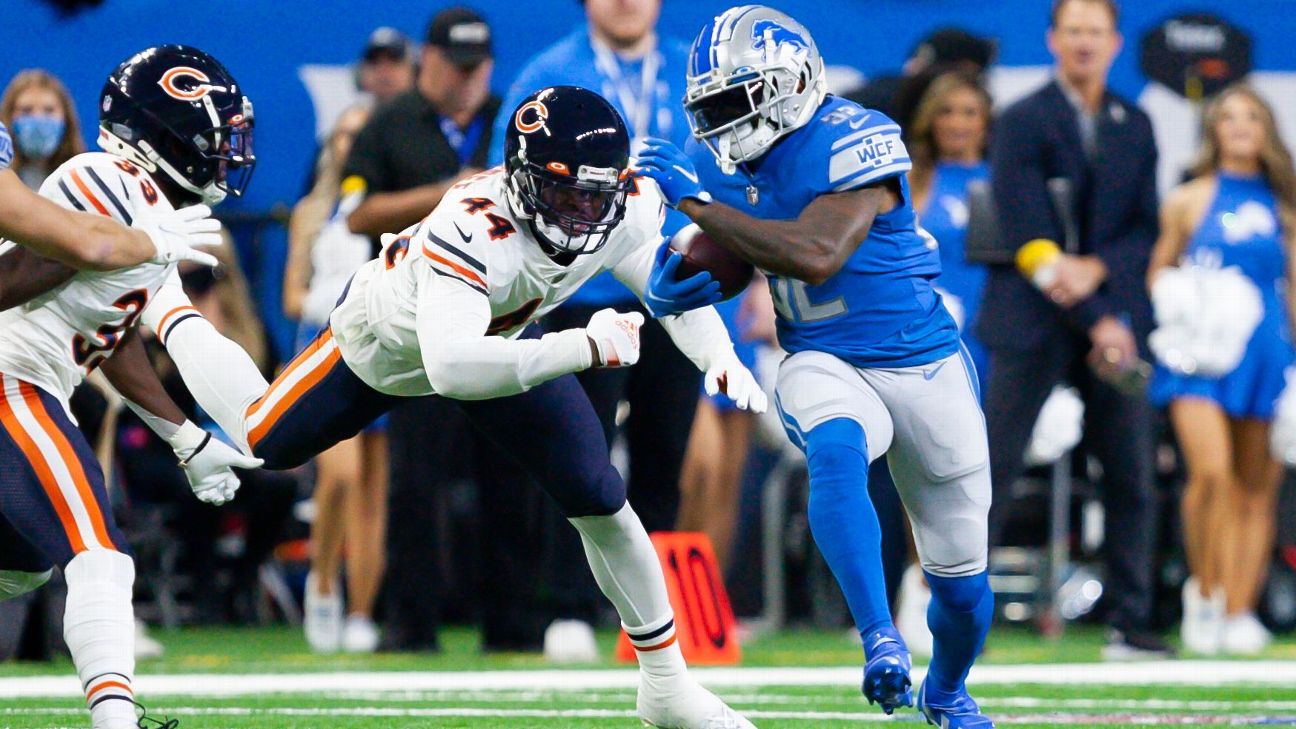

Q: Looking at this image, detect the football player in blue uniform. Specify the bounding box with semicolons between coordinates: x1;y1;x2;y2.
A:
636;6;995;727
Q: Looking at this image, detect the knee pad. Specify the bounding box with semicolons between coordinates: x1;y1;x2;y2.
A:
65;549;135;589
926;570;991;614
556;462;627;518
0;569;53;601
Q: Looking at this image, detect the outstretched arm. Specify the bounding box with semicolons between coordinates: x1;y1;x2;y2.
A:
0;244;77;310
100;328;261;504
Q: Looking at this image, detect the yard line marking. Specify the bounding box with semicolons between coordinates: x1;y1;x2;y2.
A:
6;706;1296;725
5;661;1296;699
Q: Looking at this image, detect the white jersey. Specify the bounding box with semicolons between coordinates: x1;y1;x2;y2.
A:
0;152;180;406
330;167;667;396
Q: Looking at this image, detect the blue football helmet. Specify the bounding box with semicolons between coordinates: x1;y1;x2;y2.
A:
99;45;255;205
685;6;826;173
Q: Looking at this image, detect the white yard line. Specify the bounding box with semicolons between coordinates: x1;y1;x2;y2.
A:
3;661;1296;699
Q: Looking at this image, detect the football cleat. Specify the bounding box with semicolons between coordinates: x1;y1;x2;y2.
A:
637;672;755;729
133;699;180;729
861;626;913;714
916;677;995;729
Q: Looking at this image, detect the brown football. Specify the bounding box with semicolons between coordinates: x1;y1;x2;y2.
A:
668;224;755;301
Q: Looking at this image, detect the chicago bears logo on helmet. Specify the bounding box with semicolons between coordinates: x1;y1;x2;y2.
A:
514;100;549;134
751;19;808;54
157;66;229;101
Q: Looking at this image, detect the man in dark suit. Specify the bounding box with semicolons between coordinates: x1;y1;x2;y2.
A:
978;0;1171;659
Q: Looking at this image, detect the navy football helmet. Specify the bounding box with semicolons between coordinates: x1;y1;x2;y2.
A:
503;86;633;255
99;45;255;205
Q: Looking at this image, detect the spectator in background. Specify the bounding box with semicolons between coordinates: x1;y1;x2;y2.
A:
979;0;1171;660
845;27;995;134
910;72;993;378
357;27;415;107
341;6;519;654
346;7;496;242
490;0;701;661
284;105;389;654
891;71;993;657
0;70;84;189
1147;85;1296;656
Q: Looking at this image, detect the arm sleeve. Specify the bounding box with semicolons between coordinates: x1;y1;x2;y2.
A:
1085;125;1159;320
416;263;592;400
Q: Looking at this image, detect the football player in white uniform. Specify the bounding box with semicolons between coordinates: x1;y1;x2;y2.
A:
0;119;225;275
0;46;259;729
149;86;761;729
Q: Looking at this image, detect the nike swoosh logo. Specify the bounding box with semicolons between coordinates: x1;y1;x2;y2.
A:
922;361;947;381
848;114;872;129
453;221;472;243
673;165;699;184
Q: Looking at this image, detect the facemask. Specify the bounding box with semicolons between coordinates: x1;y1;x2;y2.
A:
11;115;65;160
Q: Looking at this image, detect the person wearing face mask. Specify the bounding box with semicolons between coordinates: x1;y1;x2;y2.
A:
0;70;83;191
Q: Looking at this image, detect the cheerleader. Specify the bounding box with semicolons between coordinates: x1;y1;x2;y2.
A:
1148;85;1296;655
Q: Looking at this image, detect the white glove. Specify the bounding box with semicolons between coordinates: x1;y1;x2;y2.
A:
585;308;644;368
1272;367;1296;465
138;204;224;267
704;349;769;413
167;421;263;505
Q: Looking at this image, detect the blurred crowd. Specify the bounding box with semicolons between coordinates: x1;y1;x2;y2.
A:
3;0;1293;665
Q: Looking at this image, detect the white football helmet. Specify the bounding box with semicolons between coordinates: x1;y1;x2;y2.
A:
684;6;827;173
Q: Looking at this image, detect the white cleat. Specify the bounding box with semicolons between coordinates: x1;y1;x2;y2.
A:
303;571;342;654
342;614;380;653
543;619;600;664
637;672;757;728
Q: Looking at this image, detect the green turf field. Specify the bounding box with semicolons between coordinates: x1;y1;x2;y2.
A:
3;624;1295;728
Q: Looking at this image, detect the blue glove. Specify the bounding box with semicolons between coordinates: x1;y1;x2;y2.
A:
0;122;12;171
644;239;722;317
635;137;711;209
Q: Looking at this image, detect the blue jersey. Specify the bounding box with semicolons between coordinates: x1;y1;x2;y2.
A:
1149;172;1295;418
691;96;959;368
0;121;12;170
492;25;693;308
921;160;991;379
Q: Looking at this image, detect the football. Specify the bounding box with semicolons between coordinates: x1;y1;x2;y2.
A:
668;224;755;301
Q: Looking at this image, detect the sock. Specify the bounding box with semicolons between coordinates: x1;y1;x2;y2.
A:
569;503;683;676
64;550;137;728
143;296;267;451
925;569;993;696
805;418;892;641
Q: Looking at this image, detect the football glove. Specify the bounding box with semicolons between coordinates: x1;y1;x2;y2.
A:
704;349;768;413
138;204;224;268
645;240;721;317
585;308;644;368
635;137;712;208
167;421;263;505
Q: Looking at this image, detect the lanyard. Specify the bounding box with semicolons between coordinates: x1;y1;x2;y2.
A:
591;34;662;143
440;115;486;167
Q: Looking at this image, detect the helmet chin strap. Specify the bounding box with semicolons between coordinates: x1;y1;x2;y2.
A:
99;127;224;205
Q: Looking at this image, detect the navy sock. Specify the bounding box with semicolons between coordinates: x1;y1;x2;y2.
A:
804;418;892;642
925;570;993;696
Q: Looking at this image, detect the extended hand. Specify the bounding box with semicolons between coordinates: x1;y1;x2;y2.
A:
1086;315;1137;381
586;308;645;368
634;137;711;209
174;428;263;505
140;204;224;268
704;350;768;413
644;240;721;317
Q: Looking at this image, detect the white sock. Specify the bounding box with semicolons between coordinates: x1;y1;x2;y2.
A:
569;503;684;677
143;296;267;451
64;551;137;728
